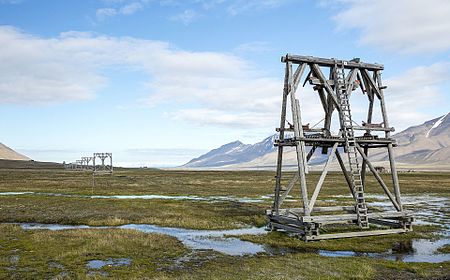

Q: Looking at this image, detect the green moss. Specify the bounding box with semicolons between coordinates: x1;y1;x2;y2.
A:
235;225;440;253
0;169;448;279
171;253;450;280
0;224;187;279
437;244;450;253
1;169;448;197
0;195;266;229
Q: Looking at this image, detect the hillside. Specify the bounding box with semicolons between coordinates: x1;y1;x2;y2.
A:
182;135;277;168
0;143;30;161
182;113;450;169
0;159;63;169
370;113;450;164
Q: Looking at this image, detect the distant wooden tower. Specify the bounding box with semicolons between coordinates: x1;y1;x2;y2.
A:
267;55;413;240
93;153;113;174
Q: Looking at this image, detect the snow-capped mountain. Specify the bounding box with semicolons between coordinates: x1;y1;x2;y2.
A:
371;112;450;164
182;113;450;169
182;135;277;167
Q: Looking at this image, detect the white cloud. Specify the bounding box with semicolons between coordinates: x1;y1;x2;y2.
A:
235;41;273;54
0;26;283;129
4;26;445;131
170;109;276;128
169;9;198;25
332;0;450;54
194;0;226;10
173;0;290;17
96;0;148;20
0;27;106;104
384;63;450;129
0;0;22;3
227;0;289;15
120;2;144;14
96;8;118;20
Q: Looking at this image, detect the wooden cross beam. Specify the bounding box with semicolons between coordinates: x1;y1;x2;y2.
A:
282;54;384;71
355;143;401;211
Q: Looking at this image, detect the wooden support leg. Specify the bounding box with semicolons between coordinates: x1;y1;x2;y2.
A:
376;70;403;211
289;63;310;215
272;62;290;215
309;143;338;211
335;149;355;199
355;143;401;211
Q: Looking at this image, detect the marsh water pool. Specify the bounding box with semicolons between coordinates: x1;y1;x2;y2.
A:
17;222;450;263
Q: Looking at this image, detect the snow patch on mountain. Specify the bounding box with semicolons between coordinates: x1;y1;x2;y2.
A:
426;113;448;138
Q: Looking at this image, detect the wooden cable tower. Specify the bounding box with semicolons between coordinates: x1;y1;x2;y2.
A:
267;55;414;241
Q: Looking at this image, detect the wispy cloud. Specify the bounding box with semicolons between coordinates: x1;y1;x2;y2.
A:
0;0;23;4
235;41;273;54
120;1;145;14
166;0;292;22
95;0;293;24
330;0;450;54
96;0;148;21
169;9;198;25
227;0;290;16
0;26;281;129
0;27;108;104
96;8;118;20
2;26;446;131
385;62;450;129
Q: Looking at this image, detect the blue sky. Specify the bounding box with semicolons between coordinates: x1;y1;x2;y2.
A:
0;0;449;166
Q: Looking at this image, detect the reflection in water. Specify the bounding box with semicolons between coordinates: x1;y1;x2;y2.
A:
18;223;450;262
21;223;267;256
0;192;265;203
319;238;450;263
87;258;131;269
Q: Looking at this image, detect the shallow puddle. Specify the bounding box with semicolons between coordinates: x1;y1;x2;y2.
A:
0;192;265;203
21;223;267;256
87;258;131;269
319;238;450;263
0;192;34;195
6;192;449;263
365;194;450;230
17;222;450;262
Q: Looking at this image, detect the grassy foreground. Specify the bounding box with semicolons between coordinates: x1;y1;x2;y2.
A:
0;195;266;229
0;169;449;197
1;224;448;280
0;169;449;279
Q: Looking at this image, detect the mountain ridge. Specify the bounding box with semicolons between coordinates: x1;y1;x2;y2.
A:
0;143;30;161
182;113;450;169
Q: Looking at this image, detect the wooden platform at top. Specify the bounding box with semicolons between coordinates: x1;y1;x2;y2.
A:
275;135;396;147
281;54;384;70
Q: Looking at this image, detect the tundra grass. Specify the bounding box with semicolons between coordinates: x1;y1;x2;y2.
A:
438;244;450;253
0;195;266;229
236;225;441;253
173;254;450;280
0;169;449;279
0;169;448;197
1;224;448;280
0;224;187;279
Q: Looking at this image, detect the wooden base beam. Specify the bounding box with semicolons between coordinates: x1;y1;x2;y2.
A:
305;228;409;241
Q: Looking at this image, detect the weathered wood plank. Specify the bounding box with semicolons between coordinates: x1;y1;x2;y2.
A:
282;55;384;70
305;228;408;241
273;61;292;214
354;143;401;211
308;143;338;210
278;146;317;206
310;63;341;111
376;70;403;211
288;62;310;215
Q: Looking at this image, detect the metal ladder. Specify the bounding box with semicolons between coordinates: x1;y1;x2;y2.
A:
335;64;369;229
